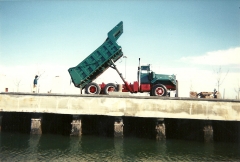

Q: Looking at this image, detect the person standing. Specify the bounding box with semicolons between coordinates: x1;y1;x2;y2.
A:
33;75;38;93
213;88;217;98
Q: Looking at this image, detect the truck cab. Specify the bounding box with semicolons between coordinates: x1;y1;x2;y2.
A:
139;64;152;84
138;64;177;96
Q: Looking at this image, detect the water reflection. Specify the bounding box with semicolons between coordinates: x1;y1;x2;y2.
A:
68;136;82;153
114;138;124;159
80;136;116;161
0;133;31;161
0;133;239;161
122;137;167;161
25;134;41;161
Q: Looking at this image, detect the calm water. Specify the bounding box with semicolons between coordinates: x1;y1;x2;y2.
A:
0;132;240;161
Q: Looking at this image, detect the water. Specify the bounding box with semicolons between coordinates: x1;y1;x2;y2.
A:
0;132;240;161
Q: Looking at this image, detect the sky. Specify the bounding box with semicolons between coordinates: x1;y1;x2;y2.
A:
0;0;239;98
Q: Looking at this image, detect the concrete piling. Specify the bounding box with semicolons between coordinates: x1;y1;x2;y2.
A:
30;118;42;134
114;117;124;137
70;115;82;136
238;123;240;143
30;114;42;135
203;122;213;142
155;118;166;140
0;115;2;132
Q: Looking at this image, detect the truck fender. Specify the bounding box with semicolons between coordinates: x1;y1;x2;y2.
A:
151;84;167;96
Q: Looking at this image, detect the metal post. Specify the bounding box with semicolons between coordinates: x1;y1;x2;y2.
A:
238;88;240;100
175;80;178;97
123;55;127;79
80;86;82;94
223;88;225;99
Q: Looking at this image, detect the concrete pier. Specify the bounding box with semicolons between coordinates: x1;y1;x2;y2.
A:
155;118;166;140
70;115;82;136
0;93;239;121
0;93;240;142
114;117;124;137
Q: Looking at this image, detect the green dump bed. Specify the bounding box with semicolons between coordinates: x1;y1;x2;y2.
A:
68;21;123;88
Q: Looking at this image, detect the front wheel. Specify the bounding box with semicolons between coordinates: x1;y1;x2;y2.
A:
151;84;167;96
104;83;117;95
85;82;101;94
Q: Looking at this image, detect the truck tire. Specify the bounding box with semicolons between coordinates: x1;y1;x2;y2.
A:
104;83;117;95
151;84;167;96
85;82;101;94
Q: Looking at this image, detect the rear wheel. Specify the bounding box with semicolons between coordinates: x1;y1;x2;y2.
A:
151;84;167;96
104;83;117;95
85;82;101;94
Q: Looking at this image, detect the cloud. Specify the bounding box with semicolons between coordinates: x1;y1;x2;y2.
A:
180;47;240;65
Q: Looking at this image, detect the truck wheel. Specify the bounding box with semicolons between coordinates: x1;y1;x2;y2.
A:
104;83;117;95
85;82;101;94
151;84;167;96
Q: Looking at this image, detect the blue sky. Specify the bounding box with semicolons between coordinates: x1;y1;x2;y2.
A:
0;1;239;98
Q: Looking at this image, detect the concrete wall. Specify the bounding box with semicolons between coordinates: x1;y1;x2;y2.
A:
0;93;240;121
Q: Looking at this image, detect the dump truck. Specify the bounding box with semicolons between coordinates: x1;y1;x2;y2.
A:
68;21;177;96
